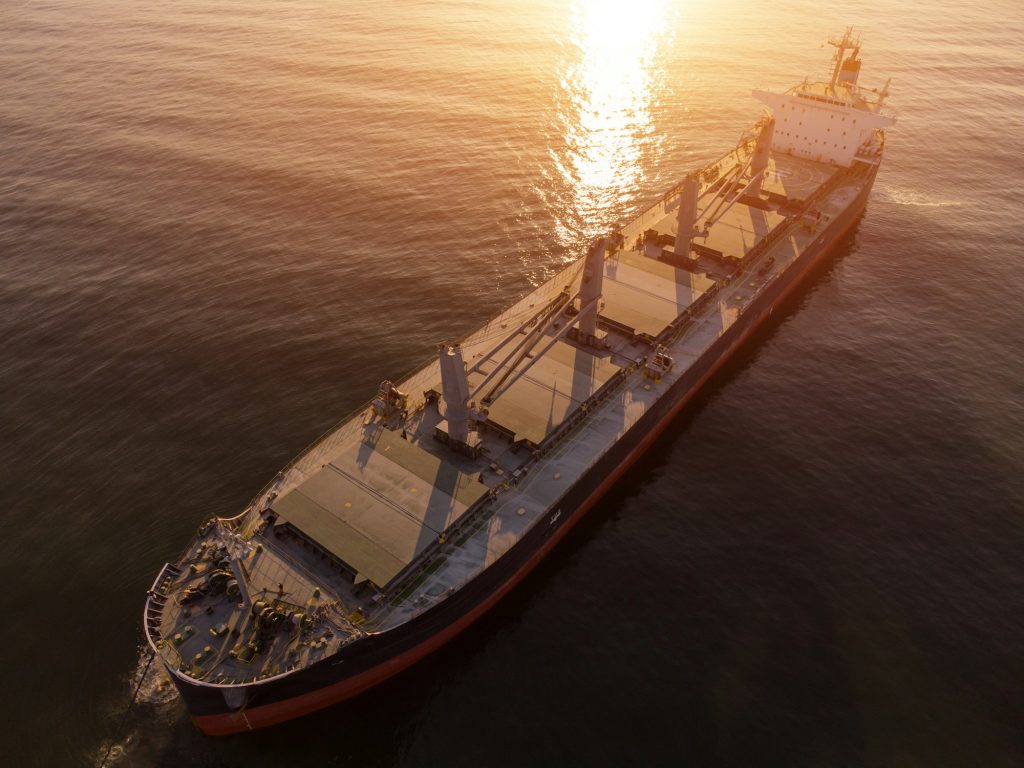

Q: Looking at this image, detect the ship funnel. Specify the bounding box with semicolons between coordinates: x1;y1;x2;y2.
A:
840;52;862;87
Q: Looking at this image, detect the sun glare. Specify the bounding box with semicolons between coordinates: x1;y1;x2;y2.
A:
556;0;671;237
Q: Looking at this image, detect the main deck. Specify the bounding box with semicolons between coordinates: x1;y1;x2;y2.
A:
146;140;879;688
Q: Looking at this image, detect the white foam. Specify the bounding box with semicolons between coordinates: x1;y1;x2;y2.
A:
92;649;182;767
879;184;963;208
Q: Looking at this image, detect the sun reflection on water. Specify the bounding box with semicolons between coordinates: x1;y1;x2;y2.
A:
553;0;672;243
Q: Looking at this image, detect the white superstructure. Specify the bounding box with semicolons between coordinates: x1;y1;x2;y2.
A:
753;28;894;167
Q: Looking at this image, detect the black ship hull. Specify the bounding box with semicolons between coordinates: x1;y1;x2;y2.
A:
172;165;878;735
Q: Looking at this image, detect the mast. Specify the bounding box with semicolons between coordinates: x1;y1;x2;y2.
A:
877;78;891;109
672;173;700;266
827;26;860;89
438;343;472;445
576;236;610;345
748;116;775;193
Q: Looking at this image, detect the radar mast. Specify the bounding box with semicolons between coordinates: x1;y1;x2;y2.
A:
827;26;861;89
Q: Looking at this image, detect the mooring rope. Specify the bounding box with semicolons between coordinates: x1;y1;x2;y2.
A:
97;649;157;768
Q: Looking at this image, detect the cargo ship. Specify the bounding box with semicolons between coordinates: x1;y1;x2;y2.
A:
144;30;893;735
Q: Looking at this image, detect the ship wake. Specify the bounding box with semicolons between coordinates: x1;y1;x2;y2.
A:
92;647;183;767
880;184;962;208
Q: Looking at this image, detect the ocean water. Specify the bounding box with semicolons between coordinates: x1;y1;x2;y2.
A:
1;0;1022;765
